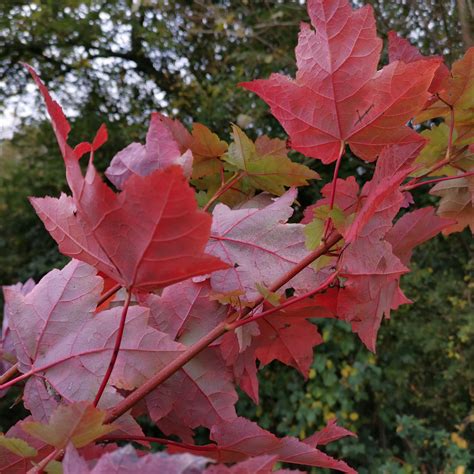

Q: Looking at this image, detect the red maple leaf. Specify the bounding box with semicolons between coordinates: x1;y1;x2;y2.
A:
26;66;228;292
253;315;322;377
387;31;449;94
241;0;439;164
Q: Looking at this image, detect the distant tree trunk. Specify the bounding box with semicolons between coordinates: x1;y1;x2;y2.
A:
457;0;474;50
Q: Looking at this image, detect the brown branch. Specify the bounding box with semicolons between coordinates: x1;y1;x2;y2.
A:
0;363;19;385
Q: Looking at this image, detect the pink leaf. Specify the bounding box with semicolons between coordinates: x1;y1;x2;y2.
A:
5;261;183;404
63;444;211;474
206;189;314;302
105;113;193;189
146;348;238;442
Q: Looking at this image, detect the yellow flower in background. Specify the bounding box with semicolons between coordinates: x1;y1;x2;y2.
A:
341;366;351;378
349;412;359;421
324;411;336;422
451;432;468;449
455;466;465;474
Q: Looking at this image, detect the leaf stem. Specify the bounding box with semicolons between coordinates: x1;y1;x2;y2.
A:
203;171;245;212
104;232;342;424
0;363;18;385
402;171;474;191
93;290;132;407
402;145;468;190
323;141;345;240
435;95;456;162
403;102;458;190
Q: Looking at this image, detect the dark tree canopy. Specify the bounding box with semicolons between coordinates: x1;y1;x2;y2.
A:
0;0;471;134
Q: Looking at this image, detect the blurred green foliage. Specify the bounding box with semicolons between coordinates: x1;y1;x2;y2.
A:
0;1;473;472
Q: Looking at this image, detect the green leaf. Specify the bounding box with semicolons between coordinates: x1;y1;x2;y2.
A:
225;125;319;195
45;460;63;474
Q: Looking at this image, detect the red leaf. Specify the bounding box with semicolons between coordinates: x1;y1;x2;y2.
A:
337;239;408;351
345;140;424;243
74;124;109;160
205;454;279;473
253;315;322;376
26;65;84;197
168;417;356;473
387;31;449;94
241;0;438;163
219;331;260;404
31;166;229;292
304;418;356;447
386;207;455;265
28;66;227;292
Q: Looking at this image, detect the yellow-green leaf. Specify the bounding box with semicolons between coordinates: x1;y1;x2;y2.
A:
305;218;325;251
413;123;474;177
0;435;38;458
225;125;319;195
45;460;63;474
22;402;115;449
256;283;281;306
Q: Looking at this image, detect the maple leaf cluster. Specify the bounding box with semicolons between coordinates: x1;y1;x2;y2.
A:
1;0;472;472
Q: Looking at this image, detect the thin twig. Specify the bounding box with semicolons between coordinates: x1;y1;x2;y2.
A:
229;270;339;329
93;290;132;406
402;171;474;191
96;283;122;308
0;363;19;385
27;447;62;474
203;172;245;212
